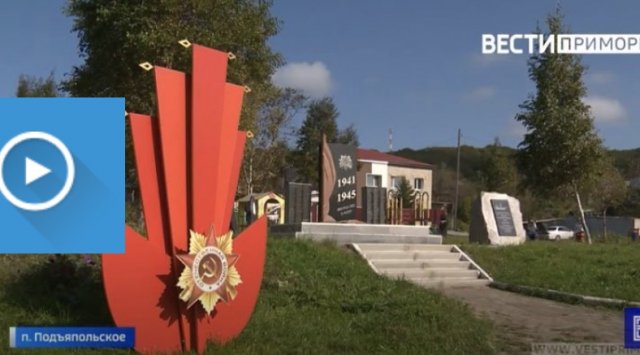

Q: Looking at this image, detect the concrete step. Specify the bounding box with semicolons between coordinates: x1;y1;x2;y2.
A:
382;268;480;279
351;242;492;289
362;251;460;260
299;222;432;237
371;259;472;269
297;233;442;246
355;243;454;252
413;277;491;288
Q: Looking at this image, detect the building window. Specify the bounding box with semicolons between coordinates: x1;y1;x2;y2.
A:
414;178;424;190
390;176;401;190
366;174;382;187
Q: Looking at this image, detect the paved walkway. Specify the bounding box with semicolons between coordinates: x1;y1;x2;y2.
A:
438;286;625;354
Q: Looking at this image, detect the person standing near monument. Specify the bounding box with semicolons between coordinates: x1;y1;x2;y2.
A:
245;194;256;225
527;220;537;241
575;222;585;242
230;208;238;235
439;206;448;237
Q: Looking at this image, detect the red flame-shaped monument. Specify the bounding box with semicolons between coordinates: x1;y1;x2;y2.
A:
101;44;267;353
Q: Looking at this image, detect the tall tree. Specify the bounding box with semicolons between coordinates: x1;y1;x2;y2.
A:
64;0;283;202
515;9;604;244
432;164;456;204
587;161;628;238
624;157;640;179
16;73;60;97
336;124;360;146
480;144;518;195
617;188;640;218
395;177;416;208
242;87;306;194
293;97;338;185
293;97;360;185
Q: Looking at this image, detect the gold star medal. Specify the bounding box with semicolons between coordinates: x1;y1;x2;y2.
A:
176;227;242;315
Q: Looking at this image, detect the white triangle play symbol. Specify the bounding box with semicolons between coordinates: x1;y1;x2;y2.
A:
25;157;51;185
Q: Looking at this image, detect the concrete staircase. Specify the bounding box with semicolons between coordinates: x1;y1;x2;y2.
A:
350;243;492;288
271;222;442;246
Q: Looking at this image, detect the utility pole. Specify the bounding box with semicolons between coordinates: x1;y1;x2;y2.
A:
452;129;461;230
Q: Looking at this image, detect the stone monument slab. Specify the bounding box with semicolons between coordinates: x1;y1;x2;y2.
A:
469;191;526;245
284;182;311;225
362;186;387;224
320;135;357;222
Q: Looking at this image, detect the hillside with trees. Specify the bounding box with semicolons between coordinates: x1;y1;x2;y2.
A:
393;144;640;229
394;9;639;233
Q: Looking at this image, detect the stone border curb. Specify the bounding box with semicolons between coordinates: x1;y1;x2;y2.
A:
347;243;381;275
451;245;494;282
490;281;640;309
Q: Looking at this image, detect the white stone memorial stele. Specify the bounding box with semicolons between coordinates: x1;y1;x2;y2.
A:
469;191;526;245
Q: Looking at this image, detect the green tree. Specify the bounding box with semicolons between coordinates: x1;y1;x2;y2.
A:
432;164;455;205
294;97;338;185
587;161;628;238
336;124;360;146
293;97;360;185
515;9;604;244
480;144;518;195
243;87;306;193
16;73;60;97
518;189;573;221
456;195;474;230
624;155;640;179
64;0;283;202
616;188;640;218
395;177;416;208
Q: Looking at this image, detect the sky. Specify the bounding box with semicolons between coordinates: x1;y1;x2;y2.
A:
1;1;639;151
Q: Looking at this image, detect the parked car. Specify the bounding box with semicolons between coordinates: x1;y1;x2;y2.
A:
545;225;574;240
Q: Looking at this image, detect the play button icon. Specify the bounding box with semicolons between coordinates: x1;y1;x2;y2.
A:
25;157;52;185
0;131;75;211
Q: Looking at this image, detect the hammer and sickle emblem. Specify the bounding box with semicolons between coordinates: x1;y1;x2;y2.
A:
202;259;217;278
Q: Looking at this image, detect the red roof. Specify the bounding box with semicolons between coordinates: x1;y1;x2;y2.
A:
357;149;433;169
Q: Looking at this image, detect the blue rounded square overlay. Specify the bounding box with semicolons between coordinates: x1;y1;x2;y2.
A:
625;308;640;349
0;98;124;253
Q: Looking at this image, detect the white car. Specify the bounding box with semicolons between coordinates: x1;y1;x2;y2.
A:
545;226;574;240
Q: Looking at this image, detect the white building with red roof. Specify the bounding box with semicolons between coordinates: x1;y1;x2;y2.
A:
356;148;433;213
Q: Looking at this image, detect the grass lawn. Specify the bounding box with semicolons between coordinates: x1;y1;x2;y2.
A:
0;239;498;354
441;234;468;246
462;239;640;302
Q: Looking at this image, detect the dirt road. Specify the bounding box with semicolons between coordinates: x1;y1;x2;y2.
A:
438;286;625;354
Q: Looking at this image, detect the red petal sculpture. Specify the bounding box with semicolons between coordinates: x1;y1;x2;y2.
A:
102;44;267;353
